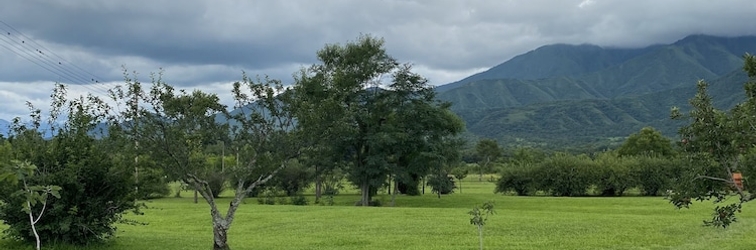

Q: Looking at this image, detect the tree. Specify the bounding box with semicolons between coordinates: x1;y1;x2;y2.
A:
469;201;495;250
451;164;469;193
617;127;675;157
292;35;463;206
475;139;501;181
3;161;61;250
668;53;756;227
114;72;296;250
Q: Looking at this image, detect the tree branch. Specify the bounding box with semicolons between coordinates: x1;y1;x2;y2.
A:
694;175;732;183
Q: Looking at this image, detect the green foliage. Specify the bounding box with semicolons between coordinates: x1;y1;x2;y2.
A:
437;35;756;149
292;34;464;206
450;165;469;193
289;195;309;206
667;53;756;228
495;164;535;196
634;156;683;196
427;174;455;196
0;88;136;245
265;160;313;196
617;127;675;157
593;152;636;196
474;139;501;181
494;150;684;197
535;153;596;196
469;201;495;250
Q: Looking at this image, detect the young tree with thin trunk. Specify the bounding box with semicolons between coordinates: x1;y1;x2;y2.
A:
4;161;62;250
469;201;495;250
475;139;501;181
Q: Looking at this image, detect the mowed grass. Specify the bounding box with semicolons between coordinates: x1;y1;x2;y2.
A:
2;178;756;250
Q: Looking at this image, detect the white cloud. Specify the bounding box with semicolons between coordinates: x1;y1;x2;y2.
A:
579;0;595;8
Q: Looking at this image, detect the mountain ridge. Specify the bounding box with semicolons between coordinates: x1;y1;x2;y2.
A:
434;34;756;149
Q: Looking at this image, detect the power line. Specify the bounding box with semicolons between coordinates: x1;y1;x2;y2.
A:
0;20;112;95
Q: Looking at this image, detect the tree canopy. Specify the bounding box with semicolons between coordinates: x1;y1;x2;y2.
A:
617;126;675;157
292;35;464;206
668;53;756;227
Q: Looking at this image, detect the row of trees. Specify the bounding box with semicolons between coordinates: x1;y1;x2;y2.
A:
0;35;466;250
495;152;683;197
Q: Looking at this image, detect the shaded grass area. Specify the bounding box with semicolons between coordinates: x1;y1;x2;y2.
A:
2;179;755;249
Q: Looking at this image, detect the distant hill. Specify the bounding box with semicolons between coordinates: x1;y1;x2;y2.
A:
0;119;9;137
436;44;660;92
434;34;756;149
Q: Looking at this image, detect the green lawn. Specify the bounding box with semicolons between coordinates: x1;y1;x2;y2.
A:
1;179;755;249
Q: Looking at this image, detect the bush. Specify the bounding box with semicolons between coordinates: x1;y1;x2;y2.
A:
0;130;135;245
206;172;226;198
496;164;535;196
593;153;637;196
134;164;171;200
267;161;313;196
290;195;309;206
427;174;456;195
256;189;280;205
634;156;683;196
537;153;596;196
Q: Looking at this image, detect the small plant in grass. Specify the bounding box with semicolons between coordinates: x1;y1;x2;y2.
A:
469;201;495;250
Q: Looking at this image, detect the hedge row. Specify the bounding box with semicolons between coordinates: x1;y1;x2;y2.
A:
495;153;685;196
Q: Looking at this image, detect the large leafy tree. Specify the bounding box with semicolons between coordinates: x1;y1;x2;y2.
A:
113;72;295;250
668;54;756;227
292;35;464;206
617;127;675;157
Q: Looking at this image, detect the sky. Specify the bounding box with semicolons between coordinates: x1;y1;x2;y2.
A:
0;0;755;120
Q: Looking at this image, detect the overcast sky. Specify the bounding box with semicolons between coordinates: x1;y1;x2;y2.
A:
0;0;755;120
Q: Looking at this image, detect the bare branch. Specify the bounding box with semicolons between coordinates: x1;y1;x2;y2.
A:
694;175;732;183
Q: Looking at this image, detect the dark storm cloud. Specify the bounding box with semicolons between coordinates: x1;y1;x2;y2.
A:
1;0;755;119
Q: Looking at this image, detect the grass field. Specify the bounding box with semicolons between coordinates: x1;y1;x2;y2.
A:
1;178;755;249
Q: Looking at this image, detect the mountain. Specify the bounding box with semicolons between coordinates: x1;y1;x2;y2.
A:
0;119;9;137
435;34;756;149
436;44;661;92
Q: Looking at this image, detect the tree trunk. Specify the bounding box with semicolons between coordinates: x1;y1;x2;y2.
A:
478;225;484;250
479;160;486;182
27;201;40;250
390;179;398;207
315;166;322;201
387;175;391;195
213;223;230;250
194;190;199;204
421;177;425;194
360;182;370;206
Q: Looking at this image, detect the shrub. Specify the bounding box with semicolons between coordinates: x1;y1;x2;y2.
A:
634;156;683;196
538;153;596;196
256;189;280;205
593;153;637;196
495;164;535;196
206;172;226;198
0;130;135;245
290;195;309;206
135;165;171;200
427;174;456;195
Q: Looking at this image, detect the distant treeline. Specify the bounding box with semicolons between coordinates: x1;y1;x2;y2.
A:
495;152;684;197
